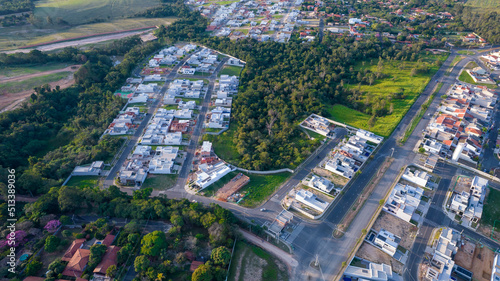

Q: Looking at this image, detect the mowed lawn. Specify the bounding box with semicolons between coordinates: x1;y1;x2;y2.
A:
219;65;244;77
65;176;100;187
327;53;447;137
483;188;500;226
35;0;161;25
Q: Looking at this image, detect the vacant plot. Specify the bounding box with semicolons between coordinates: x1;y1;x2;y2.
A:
483;188;500;226
227;241;288;281
35;0;161;26
371;212;417;250
457;50;476;55
203;123;240;164
201;171;240;196
327;53;447;137
312;167;349;188
65;176;100;187
239;173;291;208
455;240;495;281
142;174;178;190
458;70;498;89
219;65;243;77
356;242;403;274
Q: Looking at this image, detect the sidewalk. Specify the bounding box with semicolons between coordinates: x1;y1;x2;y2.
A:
239;229;299;268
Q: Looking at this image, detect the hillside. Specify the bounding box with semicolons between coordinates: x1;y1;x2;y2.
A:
465;0;500;12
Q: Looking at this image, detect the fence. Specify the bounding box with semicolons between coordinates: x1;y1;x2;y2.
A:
234;167;294;175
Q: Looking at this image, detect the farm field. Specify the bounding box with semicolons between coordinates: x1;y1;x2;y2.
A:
34;0;161;26
227;241;288;281
0;17;176;51
327;52;447;137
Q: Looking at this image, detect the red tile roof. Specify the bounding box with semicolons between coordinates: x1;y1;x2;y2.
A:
62;249;90;277
62;239;86;262
93;245;121;275
190;261;204;272
24;277;45;281
102;234;115;246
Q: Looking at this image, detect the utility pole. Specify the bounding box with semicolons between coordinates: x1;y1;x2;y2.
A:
314;254;319;267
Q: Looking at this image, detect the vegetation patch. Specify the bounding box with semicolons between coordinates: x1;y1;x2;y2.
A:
201;171;240;196
483;188;500;226
458;69;498;89
0;72;72;94
0;63;71;77
328;53;447;137
142;174;178;190
239;172;290;208
65;175;100;188
227;241;288;281
218;65;243;77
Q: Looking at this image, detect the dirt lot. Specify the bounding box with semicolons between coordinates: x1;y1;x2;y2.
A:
455;240;496;281
312;167;349;188
454;176;472;193
371;212;418;250
356;242;403;274
0;66;79;112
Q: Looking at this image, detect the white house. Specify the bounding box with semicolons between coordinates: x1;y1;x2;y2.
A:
174;109;193;119
450;191;469;214
344;259;400;281
181;68;196;75
72;161;104;176
128;93;148;103
195;162;232;189
178;101;197;110
149;146;179;174
422;138;443;155
306;175;334;193
383;183;423;222
491;254;500;281
133;145;152;158
402;167;430;188
295;189;328;212
136;83;158;93
356;129;383;144
164;132;182;145
143;74;163;82
374;229;400;257
324;153;357;179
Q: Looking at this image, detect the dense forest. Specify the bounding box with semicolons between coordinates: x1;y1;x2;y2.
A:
194;35;434;170
0;0;33;15
0;37;160;196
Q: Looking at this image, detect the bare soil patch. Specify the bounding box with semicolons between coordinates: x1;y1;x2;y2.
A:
356;242;403;274
0;66;79;112
371;211;417;250
455;240;496;281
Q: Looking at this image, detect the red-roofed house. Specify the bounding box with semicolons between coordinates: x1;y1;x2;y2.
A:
190;261;204;272
62;239;86;262
62;249;90;278
93;245;121;277
101;234;115;247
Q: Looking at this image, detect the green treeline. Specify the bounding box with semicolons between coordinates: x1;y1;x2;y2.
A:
0;37;160;196
0;0;33;15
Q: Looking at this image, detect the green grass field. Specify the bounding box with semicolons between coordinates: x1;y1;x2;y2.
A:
219;65;243;77
459;70;498;89
142;174;178;190
0;63;71;78
35;0;161;26
65;176;100;187
227;241;288;281
465;0;500;12
0;72;72;94
0;17;176;51
327;53;447;137
483;188;500;226
457;50;475;55
203;123;240;165
239;172;290;208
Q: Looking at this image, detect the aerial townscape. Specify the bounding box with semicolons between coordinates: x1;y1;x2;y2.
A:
1;0;500;281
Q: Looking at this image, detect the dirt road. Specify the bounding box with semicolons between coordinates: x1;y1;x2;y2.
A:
0;65;80;112
239;229;299;268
